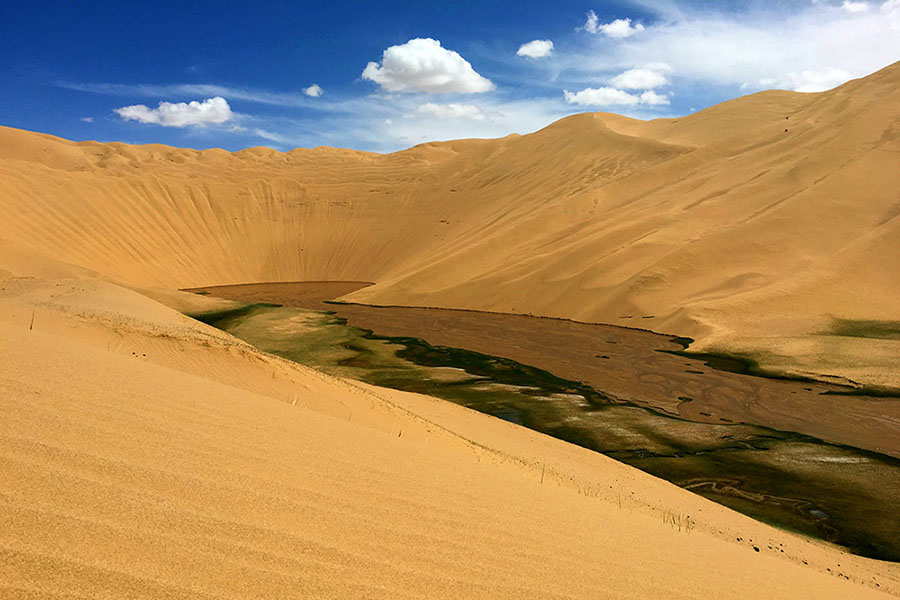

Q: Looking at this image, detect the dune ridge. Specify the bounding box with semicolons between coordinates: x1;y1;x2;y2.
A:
2;62;900;385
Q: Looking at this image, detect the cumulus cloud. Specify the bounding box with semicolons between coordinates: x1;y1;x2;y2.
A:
415;102;487;121
517;39;554;59
80;116;93;123
637;90;670;105
114;96;233;127
583;11;645;38
377;96;572;148
362;38;494;93
842;1;869;12
563;87;668;106
569;3;900;94
610;66;670;89
787;67;853;92
564;87;636;106
303;83;323;97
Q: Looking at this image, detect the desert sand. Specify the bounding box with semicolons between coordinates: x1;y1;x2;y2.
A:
1;277;898;598
1;62;899;385
2;62;900;597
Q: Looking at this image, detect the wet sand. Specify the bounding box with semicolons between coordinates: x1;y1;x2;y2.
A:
187;281;900;459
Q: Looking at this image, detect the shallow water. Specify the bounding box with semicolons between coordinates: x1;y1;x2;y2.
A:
194;302;900;561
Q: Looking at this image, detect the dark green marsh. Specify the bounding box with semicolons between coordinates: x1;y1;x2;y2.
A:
194;303;900;562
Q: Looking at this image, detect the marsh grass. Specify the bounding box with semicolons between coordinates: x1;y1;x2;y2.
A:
193;303;900;561
826;318;900;340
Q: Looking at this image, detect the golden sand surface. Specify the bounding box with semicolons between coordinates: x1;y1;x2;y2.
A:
1;63;899;386
2;62;900;598
1;277;898;598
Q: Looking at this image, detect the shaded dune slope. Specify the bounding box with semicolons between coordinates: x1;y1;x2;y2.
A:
1;63;899;384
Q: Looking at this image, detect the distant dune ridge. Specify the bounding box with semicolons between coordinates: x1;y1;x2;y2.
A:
2;62;900;386
1;63;900;598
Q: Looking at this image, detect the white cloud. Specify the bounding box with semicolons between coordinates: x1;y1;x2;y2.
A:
787;67;852;92
564;87;638;106
884;0;900;29
583;10;600;33
415;102;487;121
583;12;645;38
638;90;670;105
563;86;668;107
517;39;554;59
376;96;573;148
569;4;900;94
80;116;93;123
362;38;494;93
65;2;900;153
252;128;294;145
303;84;323;97
610;66;670;89
61;82;341;109
843;1;869;12
114;96;233;127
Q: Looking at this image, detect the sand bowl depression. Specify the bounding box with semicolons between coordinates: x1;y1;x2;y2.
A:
188;281;900;561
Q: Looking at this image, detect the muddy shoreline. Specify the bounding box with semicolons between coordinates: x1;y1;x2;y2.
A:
186;281;900;458
185;293;900;561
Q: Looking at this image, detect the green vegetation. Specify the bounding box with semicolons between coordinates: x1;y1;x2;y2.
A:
659;345;819;383
822;385;900;398
192;303;900;561
667;336;694;350
663;333;900;398
187;302;281;326
378;335;612;405
826;318;900;340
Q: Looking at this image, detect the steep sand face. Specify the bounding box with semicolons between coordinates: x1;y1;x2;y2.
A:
1;62;899;386
1;278;898;598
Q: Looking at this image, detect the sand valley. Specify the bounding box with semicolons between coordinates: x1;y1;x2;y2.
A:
2;61;900;598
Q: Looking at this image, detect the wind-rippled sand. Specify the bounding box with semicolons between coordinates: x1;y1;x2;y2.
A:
1;278;897;598
2;62;900;598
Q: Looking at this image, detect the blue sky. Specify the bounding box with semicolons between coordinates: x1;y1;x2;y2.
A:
1;0;898;152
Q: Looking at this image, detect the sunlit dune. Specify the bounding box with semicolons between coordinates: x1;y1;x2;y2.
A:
1;278;897;597
2;63;899;386
2;62;900;598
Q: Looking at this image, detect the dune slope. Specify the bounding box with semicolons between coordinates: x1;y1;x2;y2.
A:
1;63;900;384
1;278;898;598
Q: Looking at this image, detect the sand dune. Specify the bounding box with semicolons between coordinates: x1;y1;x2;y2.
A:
1;278;897;598
1;62;899;385
341;66;900;387
1;61;899;598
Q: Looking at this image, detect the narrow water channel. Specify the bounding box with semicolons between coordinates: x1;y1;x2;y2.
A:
188;290;900;562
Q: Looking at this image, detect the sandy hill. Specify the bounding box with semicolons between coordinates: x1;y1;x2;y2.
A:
2;63;900;598
1;277;898;598
1;63;899;386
